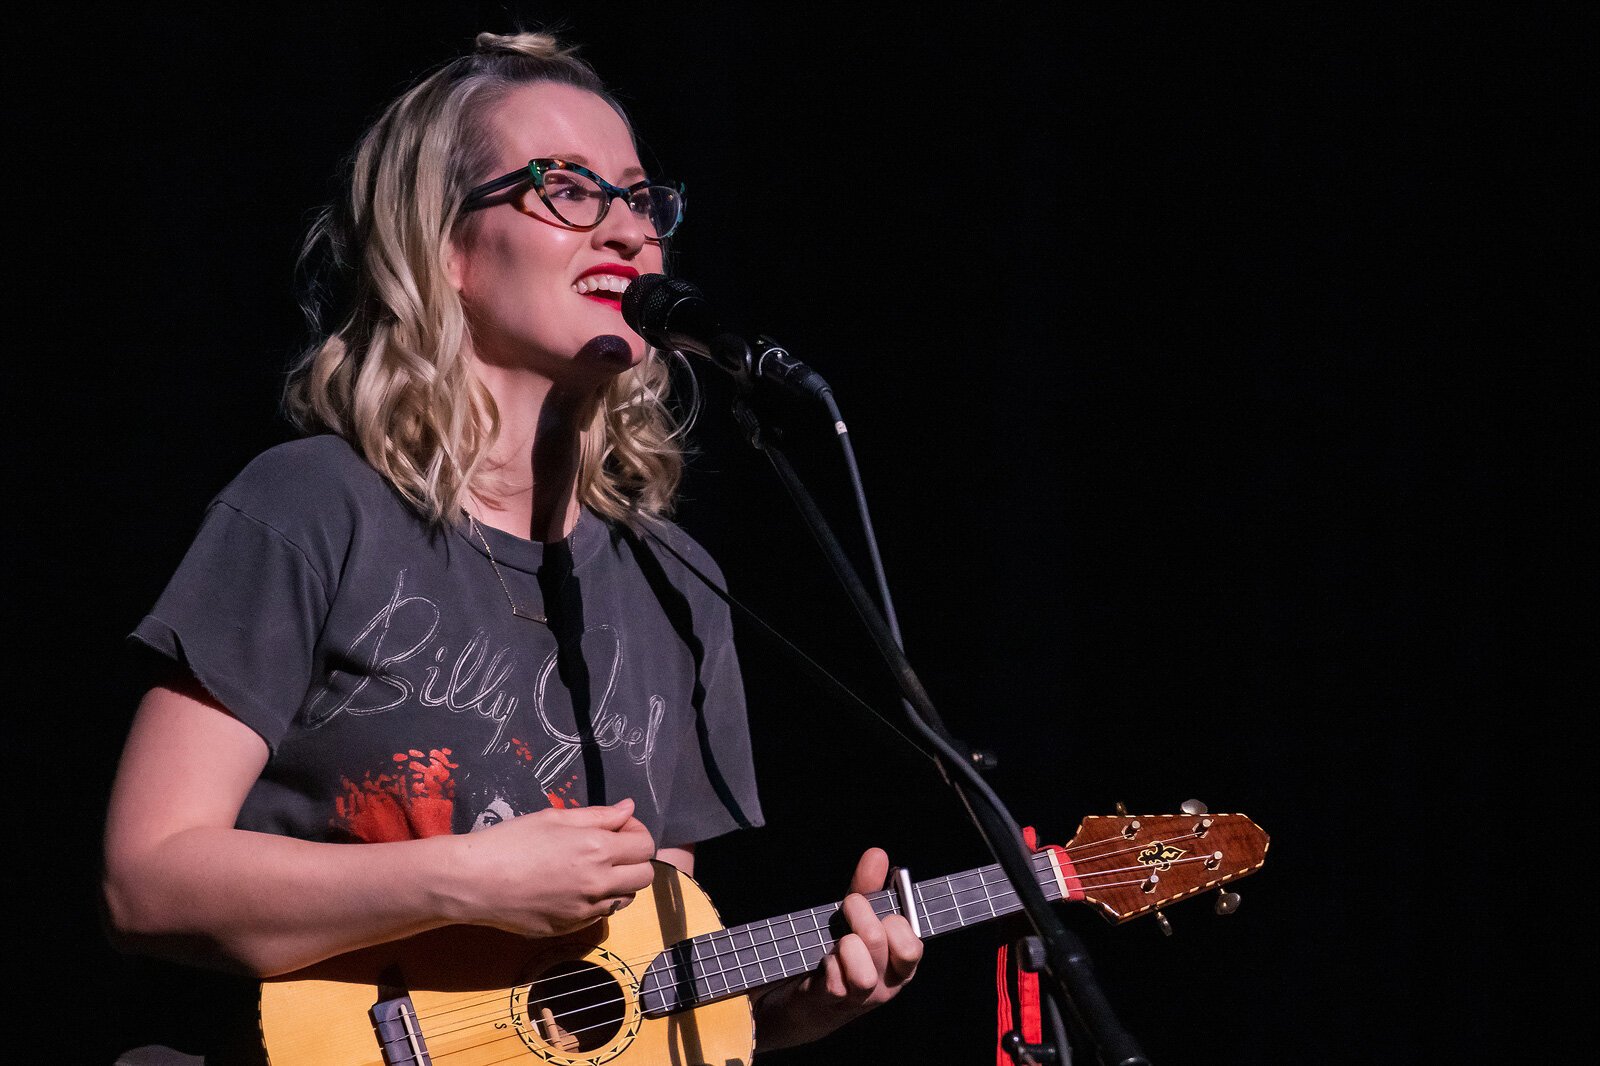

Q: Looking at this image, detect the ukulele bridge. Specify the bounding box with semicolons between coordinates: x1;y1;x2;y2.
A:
371;995;433;1066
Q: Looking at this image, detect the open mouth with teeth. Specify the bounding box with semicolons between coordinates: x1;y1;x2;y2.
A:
574;274;631;308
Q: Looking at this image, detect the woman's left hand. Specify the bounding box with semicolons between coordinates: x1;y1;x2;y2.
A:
753;847;924;1050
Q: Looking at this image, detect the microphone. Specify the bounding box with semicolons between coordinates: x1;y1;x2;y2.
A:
621;274;830;399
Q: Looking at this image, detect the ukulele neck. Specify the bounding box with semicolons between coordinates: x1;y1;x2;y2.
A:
639;852;1062;1015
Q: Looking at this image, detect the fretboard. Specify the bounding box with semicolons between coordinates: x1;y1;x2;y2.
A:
638;851;1061;1016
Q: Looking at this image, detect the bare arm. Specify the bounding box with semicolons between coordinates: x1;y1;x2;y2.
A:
656;843;695;876
102;680;659;977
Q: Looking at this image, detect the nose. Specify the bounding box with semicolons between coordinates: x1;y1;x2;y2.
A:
592;194;650;257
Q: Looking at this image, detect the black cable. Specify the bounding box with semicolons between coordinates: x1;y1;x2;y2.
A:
750;408;1151;1066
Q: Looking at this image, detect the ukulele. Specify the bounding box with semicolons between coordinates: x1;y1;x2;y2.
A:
258;809;1269;1065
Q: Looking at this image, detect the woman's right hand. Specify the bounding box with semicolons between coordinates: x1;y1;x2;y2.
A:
445;798;658;937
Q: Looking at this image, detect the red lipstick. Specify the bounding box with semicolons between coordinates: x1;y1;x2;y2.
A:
574;263;639;309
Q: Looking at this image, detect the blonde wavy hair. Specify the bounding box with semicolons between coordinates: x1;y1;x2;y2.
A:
285;31;685;526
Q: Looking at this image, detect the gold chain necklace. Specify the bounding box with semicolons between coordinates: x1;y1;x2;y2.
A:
467;515;549;625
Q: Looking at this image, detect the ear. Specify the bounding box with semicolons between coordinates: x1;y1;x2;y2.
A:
444;233;468;293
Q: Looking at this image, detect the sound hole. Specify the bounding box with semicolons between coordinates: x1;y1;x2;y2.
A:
526;960;624;1052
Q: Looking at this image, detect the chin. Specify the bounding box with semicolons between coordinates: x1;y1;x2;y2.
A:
573;333;645;376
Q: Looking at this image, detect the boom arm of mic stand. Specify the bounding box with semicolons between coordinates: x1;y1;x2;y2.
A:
732;392;1150;1066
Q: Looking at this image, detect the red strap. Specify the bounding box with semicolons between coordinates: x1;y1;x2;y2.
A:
995;943;1014;1066
1018;962;1043;1044
997;827;1048;1063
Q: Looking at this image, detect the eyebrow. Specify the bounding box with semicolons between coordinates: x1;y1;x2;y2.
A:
556;154;646;181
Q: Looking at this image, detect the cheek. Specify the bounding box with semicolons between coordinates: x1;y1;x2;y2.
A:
463;224;576;295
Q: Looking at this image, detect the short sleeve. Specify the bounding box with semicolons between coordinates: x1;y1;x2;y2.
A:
131;500;331;753
641;529;765;849
656;609;765;849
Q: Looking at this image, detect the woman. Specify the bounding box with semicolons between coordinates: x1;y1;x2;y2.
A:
103;31;921;1062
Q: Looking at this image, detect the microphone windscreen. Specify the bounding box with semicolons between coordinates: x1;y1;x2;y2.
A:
621;274;703;345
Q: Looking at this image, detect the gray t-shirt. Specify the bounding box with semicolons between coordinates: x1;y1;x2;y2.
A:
133;435;762;850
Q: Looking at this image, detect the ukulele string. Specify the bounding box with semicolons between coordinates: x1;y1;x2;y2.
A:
396;843;1210;1043
416;857;1206;1063
393;852;1178;1047
1058;829;1215;867
407;848;1193;1043
419;869;1180;1064
1061;820;1224;858
388;853;1059;1038
393;830;1213;1039
383;856;1039;1043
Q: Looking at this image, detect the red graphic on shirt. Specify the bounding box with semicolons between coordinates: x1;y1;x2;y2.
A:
546;773;582;809
332;747;459;842
330;741;581;841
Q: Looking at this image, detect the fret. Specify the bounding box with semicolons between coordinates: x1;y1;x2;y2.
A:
731;925;752;985
640;852;1068;1017
966;869;994;923
713;930;739;996
752;918;780;982
942;874;968;932
780;909;802;978
918;874;949;935
918;857;1061;934
723;930;738;996
730;925;758;986
797;906;827;964
808;906;830;969
949;868;984;928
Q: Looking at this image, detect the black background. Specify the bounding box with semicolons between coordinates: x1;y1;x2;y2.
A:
10;3;1583;1063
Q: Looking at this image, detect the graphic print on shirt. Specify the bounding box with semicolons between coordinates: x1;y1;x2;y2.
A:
331;741;590;842
305;569;518;730
332;746;459;841
313;569;668;836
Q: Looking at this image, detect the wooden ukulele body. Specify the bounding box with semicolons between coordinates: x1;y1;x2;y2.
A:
258;860;754;1066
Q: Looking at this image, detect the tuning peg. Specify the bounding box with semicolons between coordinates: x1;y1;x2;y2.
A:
1180;798;1208;815
1154;910;1173;936
1115;800;1128;816
1214;890;1241;915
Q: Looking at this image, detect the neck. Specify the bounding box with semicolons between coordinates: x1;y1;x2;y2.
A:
638;852;1064;1017
468;358;602;542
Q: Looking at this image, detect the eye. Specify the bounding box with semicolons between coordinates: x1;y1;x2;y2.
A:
544;173;600;202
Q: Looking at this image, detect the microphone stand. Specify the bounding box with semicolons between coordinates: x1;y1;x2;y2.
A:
713;335;1150;1066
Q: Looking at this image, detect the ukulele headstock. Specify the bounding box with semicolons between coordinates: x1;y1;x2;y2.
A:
1047;806;1269;925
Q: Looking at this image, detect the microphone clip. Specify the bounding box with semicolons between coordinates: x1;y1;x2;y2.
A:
711;333;830;402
